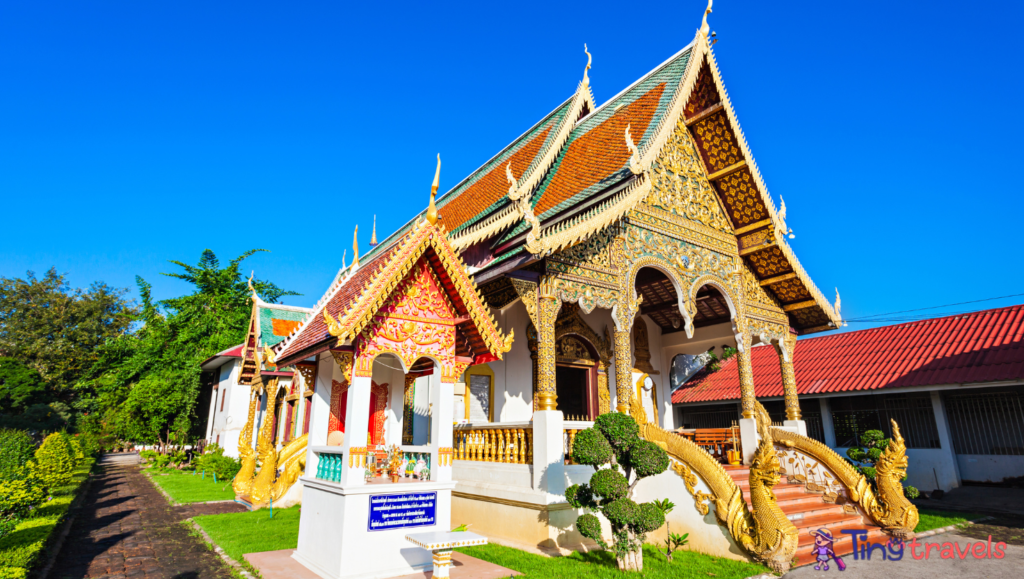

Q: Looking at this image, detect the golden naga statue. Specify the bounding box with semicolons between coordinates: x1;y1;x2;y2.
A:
232;387;261;497
232;377;309;508
740;403;798;573
772;418;919;539
638;404;798;574
870;420;920;538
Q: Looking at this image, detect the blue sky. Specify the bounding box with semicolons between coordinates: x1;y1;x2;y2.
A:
1;1;1021;331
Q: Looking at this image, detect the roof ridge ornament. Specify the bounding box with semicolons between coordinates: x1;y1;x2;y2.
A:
370;215;378;247
506;162;524;201
583;44;592;86
247;271;258;302
700;0;713;38
352;225;360;268
625;123;644;175
426;154;441;225
834;288;842;320
778;196;794;239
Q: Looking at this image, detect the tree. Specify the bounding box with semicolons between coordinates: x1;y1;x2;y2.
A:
847;430;920;499
89;249;295;448
0;269;135;397
565;413;670;571
0;358;48;413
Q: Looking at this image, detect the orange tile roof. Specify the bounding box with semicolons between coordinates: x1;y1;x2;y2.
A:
534;83;665;216
439;124;553;231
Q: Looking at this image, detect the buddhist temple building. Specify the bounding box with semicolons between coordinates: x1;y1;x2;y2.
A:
221;6;923;574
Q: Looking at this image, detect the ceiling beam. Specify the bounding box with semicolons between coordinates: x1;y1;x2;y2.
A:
759;272;798;286
783;300;817;312
684;102;724;126
706;160;747;182
734;219;772;236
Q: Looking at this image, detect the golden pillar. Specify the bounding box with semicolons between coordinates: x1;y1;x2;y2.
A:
535;293;562;411
613;327;633;414
775;333;801;421
736;332;756;419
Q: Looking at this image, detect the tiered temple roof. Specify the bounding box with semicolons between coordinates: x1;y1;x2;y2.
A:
277;23;843;344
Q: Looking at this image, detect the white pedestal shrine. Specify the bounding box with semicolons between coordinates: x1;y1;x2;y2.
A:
293;477;456;579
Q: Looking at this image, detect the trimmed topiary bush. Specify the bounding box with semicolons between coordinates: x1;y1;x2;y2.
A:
565;412;670;572
32;433;75;492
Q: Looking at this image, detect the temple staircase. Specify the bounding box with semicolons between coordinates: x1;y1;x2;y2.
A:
724;465;888;567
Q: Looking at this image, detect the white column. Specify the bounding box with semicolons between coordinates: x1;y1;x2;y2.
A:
531;410;565;502
931;391;962;490
341;374;372;486
413;375;430;445
430;370;455;482
819;398;837;447
304;354;335;478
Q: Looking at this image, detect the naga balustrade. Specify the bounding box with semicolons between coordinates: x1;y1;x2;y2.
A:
312;446;346;483
454;422;533;464
563;421;594;465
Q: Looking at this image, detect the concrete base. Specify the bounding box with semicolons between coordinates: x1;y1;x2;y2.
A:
247;549;519;579
784;419;807;437
294;477;456;579
739;418;758;465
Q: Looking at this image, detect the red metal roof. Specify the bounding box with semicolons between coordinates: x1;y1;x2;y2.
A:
673;304;1024;404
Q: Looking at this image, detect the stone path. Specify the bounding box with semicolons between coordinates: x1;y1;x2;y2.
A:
50;453;247;579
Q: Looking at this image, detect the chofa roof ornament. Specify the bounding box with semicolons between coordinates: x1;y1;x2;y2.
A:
426;154;441;226
700;0;713;38
625;124;643;175
583;44;592;86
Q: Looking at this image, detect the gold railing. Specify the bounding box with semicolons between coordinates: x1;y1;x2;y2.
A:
454;424;532;464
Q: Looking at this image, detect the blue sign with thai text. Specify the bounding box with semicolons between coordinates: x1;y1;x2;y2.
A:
367;492;437;532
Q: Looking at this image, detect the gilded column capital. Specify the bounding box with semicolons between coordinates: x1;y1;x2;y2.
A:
330;350;354;384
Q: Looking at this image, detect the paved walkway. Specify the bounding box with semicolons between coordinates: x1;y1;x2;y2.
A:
51;453;246;579
914;486;1024;517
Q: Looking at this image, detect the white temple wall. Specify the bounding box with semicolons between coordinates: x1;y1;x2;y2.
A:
490;300;534;422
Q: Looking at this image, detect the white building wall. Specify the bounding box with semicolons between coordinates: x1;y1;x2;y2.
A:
491;301;534;422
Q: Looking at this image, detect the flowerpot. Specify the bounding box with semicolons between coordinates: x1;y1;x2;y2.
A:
390;474;400;483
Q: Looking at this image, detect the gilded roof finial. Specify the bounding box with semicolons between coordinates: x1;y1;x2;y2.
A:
700;0;713;38
834;288;842;319
352;225;360;268
583;44;592;85
426;154;441;225
506;162;523;200
625;124;643;175
370;215;378;247
247;270;257;300
341;249;347;271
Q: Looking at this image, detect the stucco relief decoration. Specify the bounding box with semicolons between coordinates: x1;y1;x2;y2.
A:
557;336;592;362
624;226;734;282
741;266;783;312
649;119;732;234
354;258;459;378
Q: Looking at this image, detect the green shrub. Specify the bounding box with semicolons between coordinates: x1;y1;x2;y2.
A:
564;413;670;571
571;428;613;466
63;433;84;461
192;444;241;480
905;485;920;499
629;440;670;479
0;477;44;521
595;413;639;454
0;566;27;579
0;431;35;479
139;449;158;462
75;433;102;458
32;433;75;492
590;469;628;502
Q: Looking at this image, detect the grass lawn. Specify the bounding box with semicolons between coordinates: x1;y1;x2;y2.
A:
146;468;237;504
0;458;95;576
457;543;769;579
915;509;987;533
192;506;301;563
